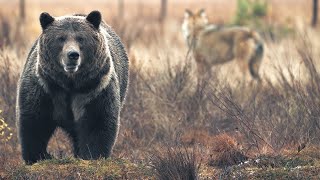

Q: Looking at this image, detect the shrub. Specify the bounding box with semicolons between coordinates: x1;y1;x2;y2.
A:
208;133;248;167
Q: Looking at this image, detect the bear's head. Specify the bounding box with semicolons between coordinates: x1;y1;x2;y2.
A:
37;11;109;78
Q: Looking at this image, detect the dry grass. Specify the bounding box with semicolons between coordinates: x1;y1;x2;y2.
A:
4;158;152;179
1;0;320;179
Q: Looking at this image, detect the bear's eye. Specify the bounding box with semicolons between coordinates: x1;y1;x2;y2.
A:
57;36;66;42
76;37;84;43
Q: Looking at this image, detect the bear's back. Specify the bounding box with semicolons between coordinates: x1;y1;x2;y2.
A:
101;23;129;103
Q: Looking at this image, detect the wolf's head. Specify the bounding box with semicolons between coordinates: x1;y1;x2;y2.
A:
182;9;208;45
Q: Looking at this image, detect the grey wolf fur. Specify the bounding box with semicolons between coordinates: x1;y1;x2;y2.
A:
182;9;264;80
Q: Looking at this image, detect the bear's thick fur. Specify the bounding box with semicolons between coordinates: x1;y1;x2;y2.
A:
16;11;129;165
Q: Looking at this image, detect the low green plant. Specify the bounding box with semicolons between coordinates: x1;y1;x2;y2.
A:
0;110;12;142
234;0;268;26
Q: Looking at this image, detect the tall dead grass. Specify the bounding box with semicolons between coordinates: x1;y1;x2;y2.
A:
208;37;320;155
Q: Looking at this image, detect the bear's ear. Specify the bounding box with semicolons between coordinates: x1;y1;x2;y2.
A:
40;12;54;31
86;11;101;29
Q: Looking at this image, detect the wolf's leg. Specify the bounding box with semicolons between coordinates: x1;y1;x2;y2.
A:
195;53;207;76
239;60;249;83
196;63;205;82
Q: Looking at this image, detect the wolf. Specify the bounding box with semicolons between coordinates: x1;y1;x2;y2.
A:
182;9;264;80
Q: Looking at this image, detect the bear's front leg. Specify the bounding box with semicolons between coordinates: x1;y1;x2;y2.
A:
17;88;56;165
75;87;120;160
19;116;56;164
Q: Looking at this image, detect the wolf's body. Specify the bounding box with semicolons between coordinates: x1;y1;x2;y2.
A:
182;9;264;80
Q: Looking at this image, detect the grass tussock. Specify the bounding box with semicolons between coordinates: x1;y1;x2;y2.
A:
150;146;200;180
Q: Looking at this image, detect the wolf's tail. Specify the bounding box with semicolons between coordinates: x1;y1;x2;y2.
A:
248;32;264;80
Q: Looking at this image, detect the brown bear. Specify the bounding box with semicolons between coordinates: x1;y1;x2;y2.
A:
16;11;129;165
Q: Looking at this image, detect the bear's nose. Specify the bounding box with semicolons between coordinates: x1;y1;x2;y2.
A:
67;51;80;60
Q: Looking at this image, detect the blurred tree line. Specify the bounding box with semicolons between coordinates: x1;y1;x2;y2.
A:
18;0;168;22
117;0;167;22
312;0;318;27
20;0;25;22
16;0;319;26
